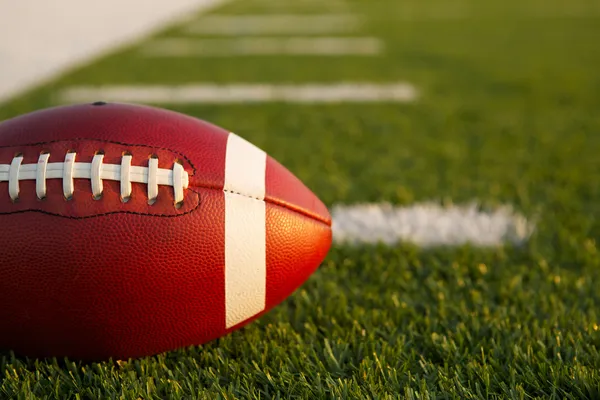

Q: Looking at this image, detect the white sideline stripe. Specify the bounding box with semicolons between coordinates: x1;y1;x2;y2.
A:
0;0;230;104
224;133;267;328
185;14;360;35
58;83;418;104
140;37;383;57
332;203;534;247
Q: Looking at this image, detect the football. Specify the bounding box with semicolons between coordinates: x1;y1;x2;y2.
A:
0;102;332;360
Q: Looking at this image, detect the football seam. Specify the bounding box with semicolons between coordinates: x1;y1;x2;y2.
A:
217;187;331;226
0;185;331;226
0;186;332;227
0;139;330;226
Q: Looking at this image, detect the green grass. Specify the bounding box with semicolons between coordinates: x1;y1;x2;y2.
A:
2;0;600;398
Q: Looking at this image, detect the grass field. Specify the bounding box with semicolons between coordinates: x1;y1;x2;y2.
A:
2;0;600;398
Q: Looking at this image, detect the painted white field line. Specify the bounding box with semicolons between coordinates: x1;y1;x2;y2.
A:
517;4;600;18
140;37;383;57
254;0;347;4
392;4;600;20
185;14;360;35
253;0;349;8
58;83;418;104
332;203;534;247
0;0;230;105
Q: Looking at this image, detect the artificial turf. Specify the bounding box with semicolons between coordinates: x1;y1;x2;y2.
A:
2;0;600;398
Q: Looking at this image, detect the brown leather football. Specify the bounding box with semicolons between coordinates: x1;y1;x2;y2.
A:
0;102;332;360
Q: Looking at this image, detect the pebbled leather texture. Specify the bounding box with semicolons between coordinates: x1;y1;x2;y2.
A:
0;103;332;360
266;157;331;225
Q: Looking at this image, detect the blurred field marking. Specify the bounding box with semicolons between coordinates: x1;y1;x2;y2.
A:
253;0;348;8
332;203;534;247
0;0;230;105
229;0;350;13
58;83;418;104
390;4;600;20
140;37;383;57
185;14;360;35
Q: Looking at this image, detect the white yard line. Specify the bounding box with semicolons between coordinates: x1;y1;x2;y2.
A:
332;202;534;247
185;14;360;35
252;0;349;9
0;0;229;105
392;4;600;20
58;83;418;104
140;37;383;57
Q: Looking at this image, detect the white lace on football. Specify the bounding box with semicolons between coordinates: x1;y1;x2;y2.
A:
0;151;189;205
